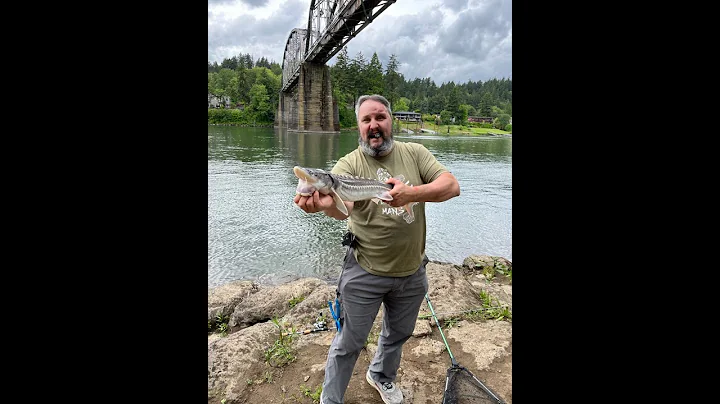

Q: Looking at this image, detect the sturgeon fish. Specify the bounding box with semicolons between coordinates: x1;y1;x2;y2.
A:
293;166;417;223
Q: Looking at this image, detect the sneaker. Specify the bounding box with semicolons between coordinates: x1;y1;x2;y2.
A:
366;370;403;404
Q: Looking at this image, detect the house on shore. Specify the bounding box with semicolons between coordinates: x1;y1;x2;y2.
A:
467;116;494;123
208;94;231;109
393;111;422;122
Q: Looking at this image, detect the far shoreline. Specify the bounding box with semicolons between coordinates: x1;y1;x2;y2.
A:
208;123;511;137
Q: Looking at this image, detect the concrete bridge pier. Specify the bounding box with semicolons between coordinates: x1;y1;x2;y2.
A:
278;62;339;133
277;92;297;130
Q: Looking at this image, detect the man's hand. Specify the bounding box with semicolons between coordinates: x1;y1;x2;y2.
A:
386;177;415;208
294;191;335;213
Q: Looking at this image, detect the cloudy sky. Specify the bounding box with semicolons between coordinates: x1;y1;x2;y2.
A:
208;0;511;85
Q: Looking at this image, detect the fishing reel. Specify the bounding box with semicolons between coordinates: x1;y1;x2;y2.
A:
312;312;329;332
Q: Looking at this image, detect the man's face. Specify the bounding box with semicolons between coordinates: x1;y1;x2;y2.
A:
358;99;394;156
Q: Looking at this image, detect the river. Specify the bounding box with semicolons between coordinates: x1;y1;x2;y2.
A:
208;126;511;288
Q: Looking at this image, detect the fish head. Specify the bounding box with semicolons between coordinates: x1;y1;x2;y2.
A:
293;166;333;196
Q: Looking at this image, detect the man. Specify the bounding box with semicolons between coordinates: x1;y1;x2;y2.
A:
293;94;460;404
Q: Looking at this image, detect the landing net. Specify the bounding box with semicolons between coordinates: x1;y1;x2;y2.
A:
443;364;505;404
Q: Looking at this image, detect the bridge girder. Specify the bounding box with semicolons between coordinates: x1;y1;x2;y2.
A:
281;0;396;93
281;28;309;93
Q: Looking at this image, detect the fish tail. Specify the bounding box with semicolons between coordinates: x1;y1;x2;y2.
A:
402;202;418;224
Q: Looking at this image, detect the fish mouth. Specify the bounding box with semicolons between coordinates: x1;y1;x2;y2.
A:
293;166;317;195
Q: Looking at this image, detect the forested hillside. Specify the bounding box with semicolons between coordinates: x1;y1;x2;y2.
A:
208;49;511;128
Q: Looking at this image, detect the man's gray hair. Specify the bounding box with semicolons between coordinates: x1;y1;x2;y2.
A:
355;94;392;122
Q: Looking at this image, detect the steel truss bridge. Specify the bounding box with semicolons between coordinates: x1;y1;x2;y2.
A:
276;0;395;132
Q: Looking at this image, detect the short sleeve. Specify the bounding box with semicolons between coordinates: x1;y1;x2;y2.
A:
414;143;448;184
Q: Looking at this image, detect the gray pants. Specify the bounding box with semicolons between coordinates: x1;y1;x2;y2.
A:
322;247;429;404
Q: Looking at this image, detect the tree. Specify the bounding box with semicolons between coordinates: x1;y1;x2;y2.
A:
221;56;238;70
366;53;384;95
493;114;511;130
235;68;252;105
462;104;477;117
330;47;351;95
216;68;236;96
457;104;468;124
446;85;460;119
429;94;446;114
384;54;402;108
269;61;282;77
394;97;410;112
208;73;217;94
478;92;493;116
333;87;356;128
255;67;280;108
247;83;272;123
349;51;367;101
440;110;452;125
208;50;511;130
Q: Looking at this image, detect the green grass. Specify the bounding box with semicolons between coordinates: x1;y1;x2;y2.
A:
342;124;511;136
264;317;298;367
494;259;512;280
398;123;510;136
209;312;230;337
300;384;323;403
288;295;305;308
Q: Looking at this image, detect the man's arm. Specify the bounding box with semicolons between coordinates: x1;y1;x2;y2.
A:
386;172;460;207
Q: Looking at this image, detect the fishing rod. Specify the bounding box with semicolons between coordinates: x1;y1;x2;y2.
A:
424;293;506;403
417;305;512;320
282;317;332;337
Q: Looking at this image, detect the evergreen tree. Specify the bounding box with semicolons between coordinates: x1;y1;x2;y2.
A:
429;94;445;114
208;50;511;126
269;61;282;76
330;47;351;95
384;54;402;107
221;56;238;70
446;85;460;119
236;68;252;105
366;52;385;95
478;92;493;116
349;51;367;101
208;61;221;73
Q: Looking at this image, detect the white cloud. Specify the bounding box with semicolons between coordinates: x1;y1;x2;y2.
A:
208;0;512;84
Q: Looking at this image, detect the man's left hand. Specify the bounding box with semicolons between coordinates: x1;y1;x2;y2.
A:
386;177;415;208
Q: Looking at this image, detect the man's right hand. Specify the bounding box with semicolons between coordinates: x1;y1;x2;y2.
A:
294;191;335;214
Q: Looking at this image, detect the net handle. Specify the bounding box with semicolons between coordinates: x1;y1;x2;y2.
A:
424;293;458;367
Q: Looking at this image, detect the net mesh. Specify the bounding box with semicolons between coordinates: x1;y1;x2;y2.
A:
443;365;505;404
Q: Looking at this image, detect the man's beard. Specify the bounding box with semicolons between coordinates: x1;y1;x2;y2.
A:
359;129;394;157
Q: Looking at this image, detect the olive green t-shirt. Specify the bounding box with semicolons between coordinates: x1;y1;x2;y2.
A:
331;141;448;277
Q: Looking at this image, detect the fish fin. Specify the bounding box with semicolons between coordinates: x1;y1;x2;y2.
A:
393;174;406;183
376;190;393;201
330;189;349;215
370;198;382;205
402;202;418;224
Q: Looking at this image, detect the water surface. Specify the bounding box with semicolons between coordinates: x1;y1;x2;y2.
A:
208;126;511;288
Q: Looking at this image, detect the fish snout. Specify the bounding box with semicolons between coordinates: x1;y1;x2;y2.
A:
295;178;317;196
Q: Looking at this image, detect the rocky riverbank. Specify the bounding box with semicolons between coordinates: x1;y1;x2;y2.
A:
208;255;512;404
